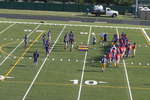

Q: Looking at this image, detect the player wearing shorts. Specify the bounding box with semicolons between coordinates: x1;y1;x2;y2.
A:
92;36;96;45
33;50;39;65
68;31;75;52
24;34;28;48
107;52;113;63
126;43;132;58
132;43;137;57
64;33;69;50
101;55;108;72
115;53;121;67
42;33;46;48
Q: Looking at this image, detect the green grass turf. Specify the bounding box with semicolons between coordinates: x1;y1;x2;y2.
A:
0;20;150;100
0;9;139;20
145;29;150;38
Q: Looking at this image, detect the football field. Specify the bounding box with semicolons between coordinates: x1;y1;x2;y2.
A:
0;21;150;100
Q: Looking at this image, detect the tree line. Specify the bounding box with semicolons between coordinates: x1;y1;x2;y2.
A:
79;0;134;6
4;0;135;6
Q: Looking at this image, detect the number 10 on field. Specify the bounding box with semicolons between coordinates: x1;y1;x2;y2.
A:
70;80;108;85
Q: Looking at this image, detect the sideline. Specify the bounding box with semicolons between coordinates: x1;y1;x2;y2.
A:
0;20;150;30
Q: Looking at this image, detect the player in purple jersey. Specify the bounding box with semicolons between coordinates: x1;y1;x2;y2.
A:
47;29;51;39
42;33;46;47
68;31;75;52
45;39;50;55
125;43;132;58
24;34;28;48
103;33;108;42
64;33;69;50
33;50;39;65
112;34;119;45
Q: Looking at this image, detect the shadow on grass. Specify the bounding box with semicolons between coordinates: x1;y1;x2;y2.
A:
3;46;15;49
12;64;26;68
77;69;100;73
86;42;112;68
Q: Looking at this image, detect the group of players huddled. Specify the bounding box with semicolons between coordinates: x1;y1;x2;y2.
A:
100;32;137;72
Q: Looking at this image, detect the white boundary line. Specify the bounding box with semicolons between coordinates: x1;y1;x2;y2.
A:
123;60;133;100
22;25;66;100
0;20;150;30
77;26;92;100
116;27;120;39
141;28;150;42
0;24;40;67
0;23;16;35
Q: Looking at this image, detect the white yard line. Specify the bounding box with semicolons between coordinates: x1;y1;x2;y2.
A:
116;28;133;100
0;24;40;67
0;20;150;30
22;25;66;100
116;27;120;39
0;23;16;35
77;26;92;100
123;60;133;100
141;28;150;42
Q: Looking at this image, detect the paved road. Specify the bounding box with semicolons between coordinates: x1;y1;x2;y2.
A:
0;13;150;26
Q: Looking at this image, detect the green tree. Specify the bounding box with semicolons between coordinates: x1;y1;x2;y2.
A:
113;0;134;5
79;0;84;4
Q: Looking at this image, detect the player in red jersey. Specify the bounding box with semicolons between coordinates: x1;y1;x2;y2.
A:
115;53;121;67
107;52;113;63
132;43;137;57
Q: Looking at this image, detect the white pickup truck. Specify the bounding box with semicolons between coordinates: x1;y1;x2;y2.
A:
91;5;119;17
